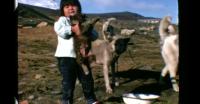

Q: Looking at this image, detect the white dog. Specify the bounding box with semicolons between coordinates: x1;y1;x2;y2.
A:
158;16;179;92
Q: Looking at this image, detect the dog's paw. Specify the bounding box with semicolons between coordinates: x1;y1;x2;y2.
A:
115;82;119;86
106;88;113;94
172;84;179;92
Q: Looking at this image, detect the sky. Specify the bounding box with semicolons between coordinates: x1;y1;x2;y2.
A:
18;0;178;24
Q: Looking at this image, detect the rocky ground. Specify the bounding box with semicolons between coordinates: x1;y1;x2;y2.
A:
18;26;179;104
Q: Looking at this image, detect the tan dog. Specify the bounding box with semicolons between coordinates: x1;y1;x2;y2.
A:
72;15;130;93
158;16;179;92
89;37;130;94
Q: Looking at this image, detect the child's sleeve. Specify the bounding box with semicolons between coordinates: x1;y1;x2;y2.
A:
54;17;73;39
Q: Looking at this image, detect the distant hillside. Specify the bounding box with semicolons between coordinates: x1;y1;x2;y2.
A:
18;3;59;17
18;3;58;26
86;11;146;21
18;3;160;26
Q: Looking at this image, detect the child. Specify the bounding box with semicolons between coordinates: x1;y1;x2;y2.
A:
54;0;99;104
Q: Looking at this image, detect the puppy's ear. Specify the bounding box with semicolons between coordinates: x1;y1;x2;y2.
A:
90;17;100;26
80;14;87;22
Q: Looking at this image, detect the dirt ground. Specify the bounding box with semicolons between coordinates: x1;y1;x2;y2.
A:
18;26;179;104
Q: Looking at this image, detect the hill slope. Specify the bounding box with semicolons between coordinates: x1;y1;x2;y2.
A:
18;3;159;26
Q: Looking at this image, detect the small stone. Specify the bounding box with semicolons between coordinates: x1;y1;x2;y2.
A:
19;100;28;104
28;95;34;100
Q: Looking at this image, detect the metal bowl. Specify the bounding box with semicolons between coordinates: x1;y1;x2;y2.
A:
122;93;160;104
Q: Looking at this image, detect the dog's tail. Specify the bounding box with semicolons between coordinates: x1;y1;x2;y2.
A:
102;18;116;41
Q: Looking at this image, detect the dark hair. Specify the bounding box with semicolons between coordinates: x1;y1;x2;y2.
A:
60;0;82;16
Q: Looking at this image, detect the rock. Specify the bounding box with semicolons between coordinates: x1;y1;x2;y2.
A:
51;90;62;95
140;66;152;70
18;90;24;95
18;25;23;28
35;74;42;79
37;21;48;27
19;100;28;104
19;81;26;86
49;64;56;68
28;95;35;100
22;26;33;29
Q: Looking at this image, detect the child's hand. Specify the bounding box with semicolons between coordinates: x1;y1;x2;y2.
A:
71;23;81;36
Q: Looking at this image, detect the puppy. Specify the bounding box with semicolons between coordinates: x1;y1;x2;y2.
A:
70;14;100;75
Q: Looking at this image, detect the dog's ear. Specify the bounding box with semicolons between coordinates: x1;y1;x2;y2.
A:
89;17;100;26
79;14;87;23
81;17;100;35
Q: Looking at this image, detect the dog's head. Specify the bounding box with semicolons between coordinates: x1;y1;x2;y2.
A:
70;14;100;40
70;13;86;26
104;25;115;42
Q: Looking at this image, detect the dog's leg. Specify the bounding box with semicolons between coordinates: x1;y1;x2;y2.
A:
81;64;89;75
159;65;169;85
161;65;169;77
168;64;179;92
163;42;179;92
111;60;116;87
111;55;120;87
103;63;112;94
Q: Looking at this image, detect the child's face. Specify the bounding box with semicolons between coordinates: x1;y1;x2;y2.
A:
63;4;78;16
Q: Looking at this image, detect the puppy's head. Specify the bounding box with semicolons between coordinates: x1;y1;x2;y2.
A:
70;13;86;26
